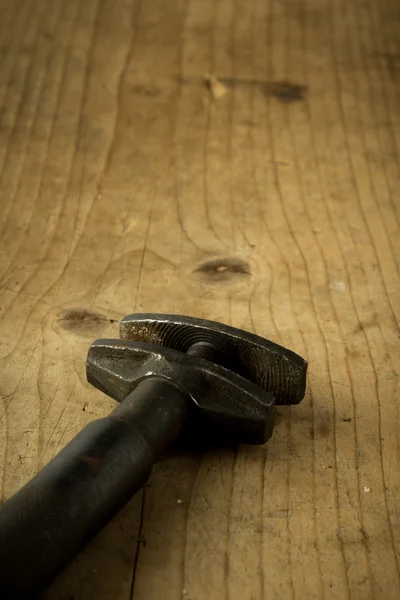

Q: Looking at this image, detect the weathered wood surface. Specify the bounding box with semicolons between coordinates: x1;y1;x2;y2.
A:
0;0;399;598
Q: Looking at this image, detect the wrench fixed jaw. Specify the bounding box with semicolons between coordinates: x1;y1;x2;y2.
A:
87;339;275;446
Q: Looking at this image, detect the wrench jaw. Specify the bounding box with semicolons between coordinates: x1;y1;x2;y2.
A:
87;339;275;445
87;314;307;444
120;313;307;406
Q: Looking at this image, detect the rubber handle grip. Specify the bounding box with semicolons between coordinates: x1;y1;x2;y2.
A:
0;378;188;599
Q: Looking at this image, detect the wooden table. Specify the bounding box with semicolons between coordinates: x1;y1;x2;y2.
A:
0;1;399;598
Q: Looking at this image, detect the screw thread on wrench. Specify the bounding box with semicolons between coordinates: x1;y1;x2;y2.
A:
186;341;218;362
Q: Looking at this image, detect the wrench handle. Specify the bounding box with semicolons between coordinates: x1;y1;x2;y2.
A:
0;378;188;599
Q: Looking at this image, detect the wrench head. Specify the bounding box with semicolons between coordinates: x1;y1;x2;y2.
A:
87;339;275;445
120;314;307;406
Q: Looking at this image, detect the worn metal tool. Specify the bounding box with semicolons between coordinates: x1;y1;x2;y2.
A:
0;314;307;599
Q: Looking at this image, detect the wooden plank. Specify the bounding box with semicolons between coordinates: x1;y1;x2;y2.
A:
0;0;399;598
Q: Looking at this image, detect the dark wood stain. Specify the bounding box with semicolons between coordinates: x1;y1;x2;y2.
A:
195;257;251;282
217;76;308;102
175;74;308;103
58;308;107;332
269;80;308;103
316;417;330;438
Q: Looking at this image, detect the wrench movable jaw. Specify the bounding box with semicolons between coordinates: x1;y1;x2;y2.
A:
120;313;307;405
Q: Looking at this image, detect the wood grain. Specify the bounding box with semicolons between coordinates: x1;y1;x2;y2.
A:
0;0;399;598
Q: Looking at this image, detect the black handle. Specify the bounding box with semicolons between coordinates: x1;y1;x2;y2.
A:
0;378;189;599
